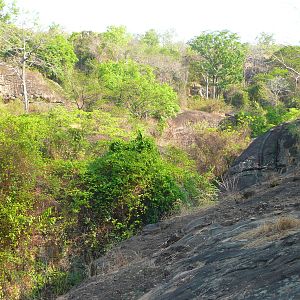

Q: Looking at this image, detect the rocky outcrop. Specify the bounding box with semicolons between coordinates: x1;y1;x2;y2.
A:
58;171;300;300
228;120;300;190
0;63;66;104
58;123;300;300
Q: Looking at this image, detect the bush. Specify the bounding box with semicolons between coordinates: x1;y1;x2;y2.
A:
224;86;249;109
232;105;300;137
0;108;218;299
248;82;271;107
187;96;232;113
0;107;132;299
190;126;250;176
85;134;183;237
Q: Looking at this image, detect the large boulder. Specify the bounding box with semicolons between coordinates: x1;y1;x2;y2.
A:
228;120;300;190
0;63;66;105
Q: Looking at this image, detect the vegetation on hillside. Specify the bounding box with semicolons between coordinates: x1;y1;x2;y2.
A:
0;1;299;299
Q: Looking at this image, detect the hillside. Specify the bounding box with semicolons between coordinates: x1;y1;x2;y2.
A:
0;63;66;107
0;2;300;299
59;121;300;300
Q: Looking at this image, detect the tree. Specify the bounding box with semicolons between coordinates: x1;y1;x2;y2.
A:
64;69;100;110
99;25;132;61
97;60;179;120
0;22;44;112
0;0;18;23
35;28;78;83
141;29;160;48
0;20;77;112
69;31;101;73
244;33;278;84
267;76;290;105
189;31;246;99
272;46;300;89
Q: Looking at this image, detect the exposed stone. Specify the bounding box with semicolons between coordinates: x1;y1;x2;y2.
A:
0;63;66;105
228;120;300;190
58;123;300;300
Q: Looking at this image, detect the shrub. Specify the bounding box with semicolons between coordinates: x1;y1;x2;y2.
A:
187;96;232;114
97;60;180;120
248;82;271;107
85;134;183;237
234;106;300;137
190;126;250;176
224;86;249;109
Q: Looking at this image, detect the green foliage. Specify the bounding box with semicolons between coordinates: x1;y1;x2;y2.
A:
162;146;218;205
36;32;78;83
273;46;300;74
98;60;180;120
0;107;131;299
69;31;100;73
248;81;270;106
63;69;100;110
0;106;218;299
0;0;18;23
86;134;183;234
224;86;249;109
141;29;160;48
99;25;132;61
234;105;300;137
189;30;246;97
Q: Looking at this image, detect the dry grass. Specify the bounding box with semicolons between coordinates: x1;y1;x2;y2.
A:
187;97;232;114
257;217;300;235
190;127;250;176
237;216;300;248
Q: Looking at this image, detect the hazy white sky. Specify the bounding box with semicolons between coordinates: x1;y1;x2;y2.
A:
17;0;300;44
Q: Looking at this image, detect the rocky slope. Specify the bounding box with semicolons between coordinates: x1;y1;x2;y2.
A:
0;63;65;105
58;121;300;300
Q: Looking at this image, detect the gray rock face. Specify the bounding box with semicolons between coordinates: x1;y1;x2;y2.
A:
58;172;300;300
228;120;300;190
0;63;65;104
58;123;300;300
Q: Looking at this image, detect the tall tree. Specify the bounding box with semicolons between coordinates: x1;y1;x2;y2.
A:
189;31;246;99
35;28;77;83
244;33;279;84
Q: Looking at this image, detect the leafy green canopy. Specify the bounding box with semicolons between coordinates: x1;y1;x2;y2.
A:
189;31;246;91
36;32;78;83
98;60;180;120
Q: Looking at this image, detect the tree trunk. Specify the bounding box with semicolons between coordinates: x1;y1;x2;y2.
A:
212;76;216;99
206;76;209;99
22;60;29;113
21;38;29;113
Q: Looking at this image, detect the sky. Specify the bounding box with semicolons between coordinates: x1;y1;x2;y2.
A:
16;0;300;45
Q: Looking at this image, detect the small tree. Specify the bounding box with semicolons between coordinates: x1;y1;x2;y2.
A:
0;21;44;112
97;60;179;120
189;31;246;99
272;46;300;89
64;69;100;110
0;20;77;112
